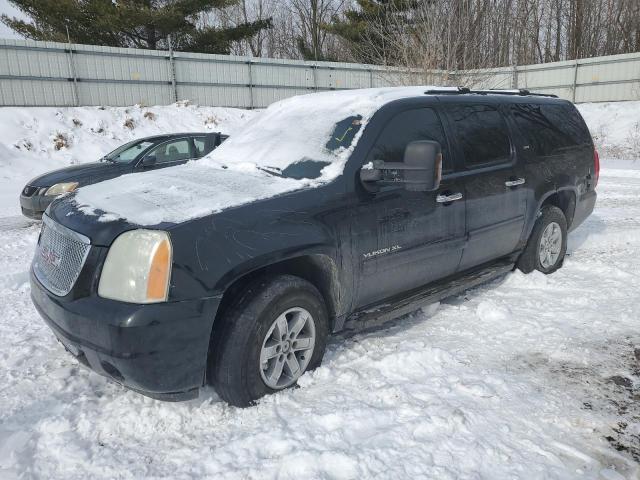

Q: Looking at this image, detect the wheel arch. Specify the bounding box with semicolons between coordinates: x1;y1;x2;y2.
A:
538;187;577;228
212;253;344;335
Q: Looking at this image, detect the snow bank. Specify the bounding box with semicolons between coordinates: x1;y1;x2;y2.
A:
0;103;257;217
577;101;640;160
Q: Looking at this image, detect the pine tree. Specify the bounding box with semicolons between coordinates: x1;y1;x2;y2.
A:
1;0;271;54
325;0;419;64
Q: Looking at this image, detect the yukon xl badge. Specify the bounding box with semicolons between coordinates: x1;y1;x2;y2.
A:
363;245;402;259
40;245;62;268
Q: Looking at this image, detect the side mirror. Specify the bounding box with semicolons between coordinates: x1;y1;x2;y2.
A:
142;154;157;167
360;140;442;192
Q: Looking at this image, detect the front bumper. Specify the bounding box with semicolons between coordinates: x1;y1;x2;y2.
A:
30;269;222;401
20;193;53;220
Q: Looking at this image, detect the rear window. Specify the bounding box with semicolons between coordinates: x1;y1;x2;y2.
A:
447;105;511;167
510;103;591;156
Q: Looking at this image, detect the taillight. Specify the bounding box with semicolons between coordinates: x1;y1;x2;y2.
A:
593;148;600;189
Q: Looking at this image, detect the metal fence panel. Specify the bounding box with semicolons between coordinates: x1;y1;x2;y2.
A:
0;39;638;107
77;81;173;107
176;57;248;86
0;77;75;106
254;63;313;89
177;85;251;108
0;46;70;78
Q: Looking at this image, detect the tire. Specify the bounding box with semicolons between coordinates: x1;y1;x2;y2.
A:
209;274;329;407
517;205;568;274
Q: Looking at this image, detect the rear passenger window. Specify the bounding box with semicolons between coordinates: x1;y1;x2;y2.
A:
194;137;207;157
448;105;511;167
147;139;191;164
368;108;451;172
510;104;591;156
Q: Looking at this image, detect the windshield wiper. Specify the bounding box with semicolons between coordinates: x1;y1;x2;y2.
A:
256;166;284;178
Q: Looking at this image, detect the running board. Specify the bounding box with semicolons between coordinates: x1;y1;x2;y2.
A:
343;260;515;328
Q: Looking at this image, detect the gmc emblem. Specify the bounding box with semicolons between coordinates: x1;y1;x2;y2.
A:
40;246;61;268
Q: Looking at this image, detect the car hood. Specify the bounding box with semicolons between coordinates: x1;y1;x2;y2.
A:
27;162;119;187
70;161;312;227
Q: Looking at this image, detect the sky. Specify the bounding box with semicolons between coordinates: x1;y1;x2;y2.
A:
0;0;26;39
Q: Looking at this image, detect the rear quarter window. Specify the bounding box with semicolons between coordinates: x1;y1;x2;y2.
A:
510;103;591;156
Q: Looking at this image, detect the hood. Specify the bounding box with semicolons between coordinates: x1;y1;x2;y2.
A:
27;161;121;187
72;162;308;227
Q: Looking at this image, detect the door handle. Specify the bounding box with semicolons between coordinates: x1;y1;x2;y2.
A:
505;178;526;187
436;192;463;203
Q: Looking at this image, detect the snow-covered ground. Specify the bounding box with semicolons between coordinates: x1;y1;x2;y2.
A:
0;100;639;479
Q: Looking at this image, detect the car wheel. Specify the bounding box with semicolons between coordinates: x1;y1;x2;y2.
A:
209;274;329;407
517;205;568;274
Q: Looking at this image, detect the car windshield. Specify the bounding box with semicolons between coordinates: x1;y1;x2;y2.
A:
204;90;382;182
104;139;155;163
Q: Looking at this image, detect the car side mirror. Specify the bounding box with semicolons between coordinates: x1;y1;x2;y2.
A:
142;154;157;167
360;140;442;192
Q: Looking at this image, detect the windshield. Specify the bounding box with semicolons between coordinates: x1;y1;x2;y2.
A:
203;90;385;182
104;139;155;163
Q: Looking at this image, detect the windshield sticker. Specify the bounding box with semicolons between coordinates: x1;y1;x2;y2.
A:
325;115;363;151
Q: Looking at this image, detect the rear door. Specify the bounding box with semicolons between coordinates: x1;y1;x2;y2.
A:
443;102;527;270
508;101;594;199
192;134;219;159
138;137;196;170
352;107;466;308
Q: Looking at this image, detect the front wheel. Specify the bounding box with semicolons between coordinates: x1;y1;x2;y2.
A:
517;205;568;274
209;275;328;407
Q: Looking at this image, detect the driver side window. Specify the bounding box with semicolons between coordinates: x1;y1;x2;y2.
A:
147;139;192;164
367;108;450;172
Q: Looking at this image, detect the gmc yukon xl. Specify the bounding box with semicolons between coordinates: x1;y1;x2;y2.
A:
29;87;597;406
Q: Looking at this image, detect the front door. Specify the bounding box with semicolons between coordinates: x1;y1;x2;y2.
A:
443;103;527;270
351;107;466;309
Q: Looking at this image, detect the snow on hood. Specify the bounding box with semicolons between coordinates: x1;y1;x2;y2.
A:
74;86;453;226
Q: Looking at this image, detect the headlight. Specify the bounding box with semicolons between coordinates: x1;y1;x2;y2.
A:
98;230;172;304
45;182;79;196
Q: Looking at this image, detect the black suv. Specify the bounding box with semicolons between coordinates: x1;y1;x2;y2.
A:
29;87;597;407
20;132;227;219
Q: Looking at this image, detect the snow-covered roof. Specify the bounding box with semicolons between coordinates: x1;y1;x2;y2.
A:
74;86;452;226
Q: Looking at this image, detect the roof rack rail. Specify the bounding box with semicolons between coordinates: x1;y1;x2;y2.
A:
424;86;470;95
473;88;558;98
424;87;557;98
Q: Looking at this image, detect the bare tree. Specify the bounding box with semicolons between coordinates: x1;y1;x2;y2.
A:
290;0;345;60
200;0;639;68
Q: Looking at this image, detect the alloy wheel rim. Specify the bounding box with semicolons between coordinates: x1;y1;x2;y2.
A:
259;307;316;389
539;221;562;269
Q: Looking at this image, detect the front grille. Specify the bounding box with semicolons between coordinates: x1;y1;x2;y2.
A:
32;216;91;296
22;185;39;197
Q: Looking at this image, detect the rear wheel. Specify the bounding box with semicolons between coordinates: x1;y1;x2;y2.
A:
209;274;328;407
517;205;567;274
